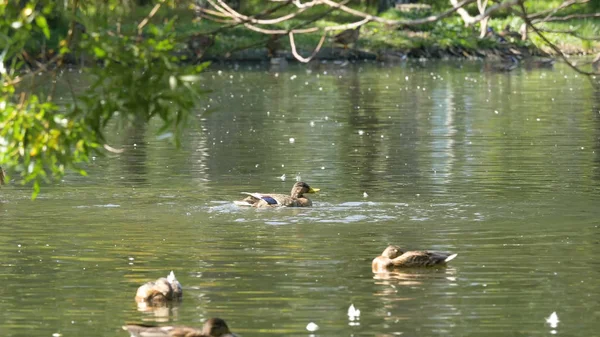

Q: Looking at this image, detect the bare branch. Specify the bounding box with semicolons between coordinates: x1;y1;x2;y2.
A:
518;2;598;76
137;3;161;35
528;0;589;20
321;0;479;26
103;144;125;154
208;0;308;24
200;7;234;18
533;12;600;23
289;31;327;63
451;0;522;26
201;1;297;35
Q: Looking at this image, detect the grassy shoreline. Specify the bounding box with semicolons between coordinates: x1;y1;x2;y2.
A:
33;3;600;65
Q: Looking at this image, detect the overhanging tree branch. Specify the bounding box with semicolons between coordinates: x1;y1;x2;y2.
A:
518;1;598;76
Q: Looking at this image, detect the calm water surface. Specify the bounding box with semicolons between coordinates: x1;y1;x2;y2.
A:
1;61;599;337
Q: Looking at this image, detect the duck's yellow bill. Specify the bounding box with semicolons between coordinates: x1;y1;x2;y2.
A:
308;187;320;193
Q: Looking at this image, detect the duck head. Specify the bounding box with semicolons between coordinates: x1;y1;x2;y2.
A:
291;182;320;198
381;245;403;259
202;318;234;337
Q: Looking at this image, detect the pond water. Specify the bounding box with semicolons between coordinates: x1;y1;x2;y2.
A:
1;60;599;337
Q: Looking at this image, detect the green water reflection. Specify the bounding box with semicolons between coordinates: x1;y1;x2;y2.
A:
1;61;599;337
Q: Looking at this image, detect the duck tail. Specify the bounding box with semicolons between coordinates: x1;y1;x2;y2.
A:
445;253;458;263
167;271;176;283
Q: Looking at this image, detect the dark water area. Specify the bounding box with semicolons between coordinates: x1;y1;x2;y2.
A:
1;60;599;337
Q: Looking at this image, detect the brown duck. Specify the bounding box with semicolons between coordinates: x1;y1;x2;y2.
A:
235;181;320;208
135;271;182;305
123;317;236;337
332;26;361;49
498;25;522;40
266;34;283;58
188;34;215;59
372;245;457;272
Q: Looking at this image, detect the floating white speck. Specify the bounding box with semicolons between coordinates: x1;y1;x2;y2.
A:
310;121;315;127
494;110;499;114
306;322;319;332
296;173;301;182
348;304;361;321
280;174;286;181
52;333;62;337
358;130;364;135
546;312;559;328
289;138;295;144
363;192;368;198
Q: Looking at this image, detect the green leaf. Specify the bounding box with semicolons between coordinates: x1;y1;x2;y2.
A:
35;16;50;39
32;180;40;200
93;47;107;58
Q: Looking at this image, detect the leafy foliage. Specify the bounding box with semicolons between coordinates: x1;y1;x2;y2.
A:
1;1;208;198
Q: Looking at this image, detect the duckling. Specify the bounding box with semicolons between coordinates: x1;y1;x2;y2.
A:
135;271;182;305
123;317;235;337
235;181;320;208
332;26;361;49
372;245;457;272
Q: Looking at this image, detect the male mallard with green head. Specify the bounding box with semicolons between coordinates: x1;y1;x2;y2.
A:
123;317;236;337
235;181;320;208
372;245;457;272
135;271;182;305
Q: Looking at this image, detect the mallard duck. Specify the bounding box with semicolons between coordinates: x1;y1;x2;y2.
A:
372;245;457;271
485;27;507;43
135;271;182;305
486;56;519;72
266;34;283;58
188;34;215;59
235;181;320;208
333;26;361;49
498;25;522;40
123;317;235;337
